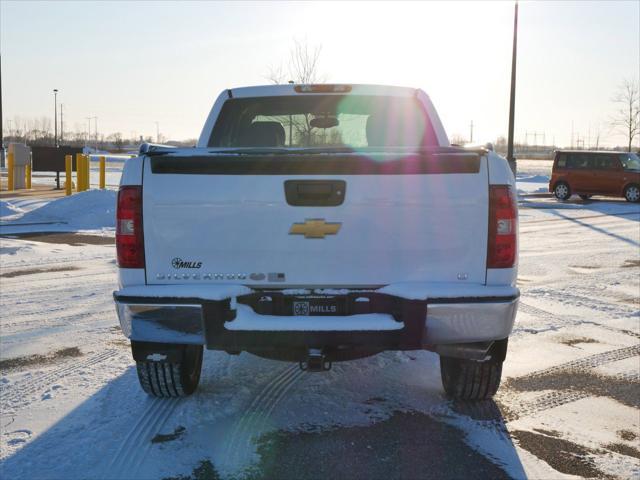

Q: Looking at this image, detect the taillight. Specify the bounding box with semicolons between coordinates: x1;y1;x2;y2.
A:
487;185;517;269
116;186;145;268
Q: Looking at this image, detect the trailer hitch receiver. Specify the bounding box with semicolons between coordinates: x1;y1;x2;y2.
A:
300;349;332;372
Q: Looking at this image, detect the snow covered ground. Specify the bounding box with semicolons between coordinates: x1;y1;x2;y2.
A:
0;190;116;235
1;159;639;479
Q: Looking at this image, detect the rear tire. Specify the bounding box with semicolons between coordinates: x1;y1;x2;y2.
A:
624;184;640;203
553;182;571;200
439;340;507;401
135;345;203;397
579;194;592;201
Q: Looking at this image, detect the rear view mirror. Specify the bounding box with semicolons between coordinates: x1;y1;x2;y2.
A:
310;116;339;129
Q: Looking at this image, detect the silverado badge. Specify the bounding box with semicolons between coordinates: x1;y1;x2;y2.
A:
289;219;341;239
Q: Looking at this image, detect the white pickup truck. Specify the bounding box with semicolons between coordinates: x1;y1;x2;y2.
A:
114;84;519;400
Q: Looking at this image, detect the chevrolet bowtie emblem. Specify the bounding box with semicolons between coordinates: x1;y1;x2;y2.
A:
289;219;342;239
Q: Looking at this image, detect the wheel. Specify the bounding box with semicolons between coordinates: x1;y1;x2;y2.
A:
624;184;640;203
439;340;507;400
579;194;592;201
553;182;571;200
135;344;203;397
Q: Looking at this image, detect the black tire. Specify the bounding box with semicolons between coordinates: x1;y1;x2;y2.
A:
553;182;571;200
579;194;592;201
624;184;640;203
135;345;203;397
439;340;507;400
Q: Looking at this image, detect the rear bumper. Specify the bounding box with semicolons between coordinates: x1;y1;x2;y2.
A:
114;287;519;351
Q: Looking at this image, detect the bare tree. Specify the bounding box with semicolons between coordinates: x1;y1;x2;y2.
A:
268;38;324;85
266;39;327;146
611;79;639;152
288;39;323;84
450;134;467;146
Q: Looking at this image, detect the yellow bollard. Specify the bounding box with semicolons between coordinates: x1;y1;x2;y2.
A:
7;152;14;191
76;153;84;192
26;163;32;189
65;155;73;196
83;155;89;191
99;156;106;189
84;155;91;190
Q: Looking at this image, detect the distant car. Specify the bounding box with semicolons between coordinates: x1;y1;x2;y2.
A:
549;150;640;202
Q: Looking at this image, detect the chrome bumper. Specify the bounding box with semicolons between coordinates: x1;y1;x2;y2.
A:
115;294;518;347
425;299;518;344
115;303;204;345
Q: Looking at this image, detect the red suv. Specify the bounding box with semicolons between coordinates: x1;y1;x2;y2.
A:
550;150;640;202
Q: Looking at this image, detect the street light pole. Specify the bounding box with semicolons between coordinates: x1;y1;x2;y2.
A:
155;121;159;143
94;117;98;152
506;1;518;175
53;89;58;147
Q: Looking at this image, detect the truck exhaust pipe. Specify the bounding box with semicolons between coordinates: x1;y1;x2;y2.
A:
299;349;332;372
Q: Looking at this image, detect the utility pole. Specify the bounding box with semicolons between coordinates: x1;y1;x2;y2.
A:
53;89;58;147
506;1;518;175
60;104;64;145
155;121;160;143
94;117;98;152
469;120;474;143
85;117;92;148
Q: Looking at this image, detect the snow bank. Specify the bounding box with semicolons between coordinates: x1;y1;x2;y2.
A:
0;190;116;234
516;174;550;195
516;174;549;183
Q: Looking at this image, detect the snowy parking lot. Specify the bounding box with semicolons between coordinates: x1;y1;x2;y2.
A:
0;160;639;479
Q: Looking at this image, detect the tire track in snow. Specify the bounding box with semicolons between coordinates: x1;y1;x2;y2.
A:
518;344;640;378
0;253;114;270
0;274;114;301
107;397;180;478
499;345;639;421
502;370;639;422
0;349;119;411
221;364;304;474
1;311;116;349
0;270;114;294
1;298;111;325
517;302;640;338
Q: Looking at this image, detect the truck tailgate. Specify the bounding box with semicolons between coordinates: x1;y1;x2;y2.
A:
142;152;488;287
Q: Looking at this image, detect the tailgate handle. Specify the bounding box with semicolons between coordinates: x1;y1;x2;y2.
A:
285;180;346;206
298;183;332;198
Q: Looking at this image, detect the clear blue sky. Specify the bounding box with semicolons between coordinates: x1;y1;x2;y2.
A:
1;1;639;147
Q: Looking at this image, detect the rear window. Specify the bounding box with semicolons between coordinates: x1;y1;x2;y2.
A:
208;95;438;149
620;153;640;170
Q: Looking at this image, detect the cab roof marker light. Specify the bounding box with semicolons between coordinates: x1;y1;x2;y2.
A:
294;84;352;93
